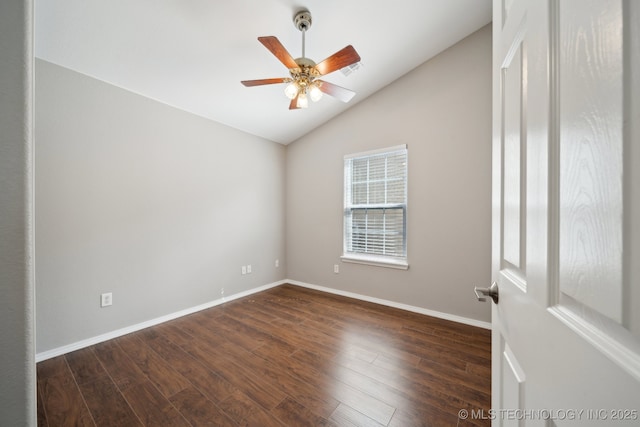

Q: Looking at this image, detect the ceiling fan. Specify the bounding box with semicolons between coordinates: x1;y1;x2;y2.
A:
241;10;361;110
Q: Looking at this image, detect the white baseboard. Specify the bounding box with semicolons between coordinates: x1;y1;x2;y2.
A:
35;280;287;362
287;280;492;330
36;278;490;362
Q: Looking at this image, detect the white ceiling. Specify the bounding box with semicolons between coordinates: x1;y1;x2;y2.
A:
35;0;492;145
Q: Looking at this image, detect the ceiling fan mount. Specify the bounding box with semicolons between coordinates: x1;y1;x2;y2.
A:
241;9;361;110
293;10;312;32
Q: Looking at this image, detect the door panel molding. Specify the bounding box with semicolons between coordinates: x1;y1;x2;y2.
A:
550;300;640;382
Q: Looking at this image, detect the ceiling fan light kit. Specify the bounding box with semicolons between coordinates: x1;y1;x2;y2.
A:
241;9;361;110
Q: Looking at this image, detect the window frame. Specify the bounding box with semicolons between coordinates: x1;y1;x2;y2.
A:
341;145;409;270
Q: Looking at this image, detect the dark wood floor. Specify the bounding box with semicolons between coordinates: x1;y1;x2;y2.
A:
37;284;491;426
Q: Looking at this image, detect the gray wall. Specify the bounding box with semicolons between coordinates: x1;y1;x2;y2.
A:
0;0;36;425
286;25;492;322
35;60;286;353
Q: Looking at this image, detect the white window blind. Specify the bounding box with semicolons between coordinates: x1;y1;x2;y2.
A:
343;145;407;267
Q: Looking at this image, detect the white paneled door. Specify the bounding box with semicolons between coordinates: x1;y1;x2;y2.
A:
488;0;640;425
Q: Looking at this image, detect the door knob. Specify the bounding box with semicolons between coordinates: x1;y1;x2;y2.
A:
474;282;499;304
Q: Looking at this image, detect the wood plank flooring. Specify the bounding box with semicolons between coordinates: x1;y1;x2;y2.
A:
37;284;491;426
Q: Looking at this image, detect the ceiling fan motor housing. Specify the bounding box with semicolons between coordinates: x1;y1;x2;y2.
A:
294;10;312;32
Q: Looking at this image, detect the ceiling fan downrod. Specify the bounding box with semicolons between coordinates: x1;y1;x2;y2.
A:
294;10;312;59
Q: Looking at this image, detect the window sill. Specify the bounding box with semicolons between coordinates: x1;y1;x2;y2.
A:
341;254;409;270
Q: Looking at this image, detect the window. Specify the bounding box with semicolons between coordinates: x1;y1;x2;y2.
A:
342;145;408;269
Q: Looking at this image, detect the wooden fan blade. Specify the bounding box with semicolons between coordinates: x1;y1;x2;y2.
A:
316;80;356;103
241;78;288;87
289;94;301;110
315;45;361;76
258;36;299;69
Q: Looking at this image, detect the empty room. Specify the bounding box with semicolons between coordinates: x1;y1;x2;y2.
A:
2;0;639;426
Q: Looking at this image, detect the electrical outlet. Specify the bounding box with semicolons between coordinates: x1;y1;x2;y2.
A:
334;264;339;274
275;259;279;268
100;292;113;307
221;288;225;296
247;265;252;274
241;266;247;275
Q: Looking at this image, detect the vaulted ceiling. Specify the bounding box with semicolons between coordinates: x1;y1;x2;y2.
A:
35;0;492;144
